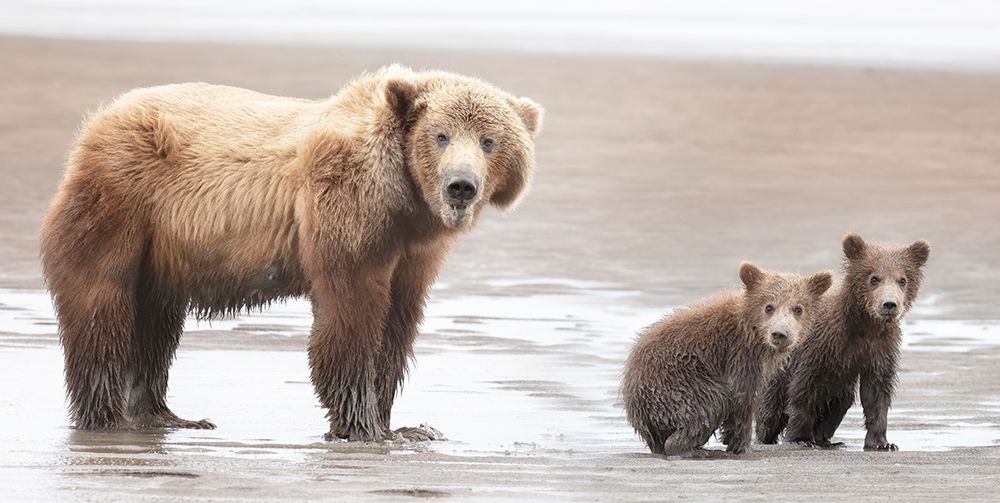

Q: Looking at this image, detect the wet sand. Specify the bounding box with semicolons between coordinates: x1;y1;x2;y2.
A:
1;35;1000;500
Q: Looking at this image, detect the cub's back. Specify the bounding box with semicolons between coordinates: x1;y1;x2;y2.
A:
625;292;742;382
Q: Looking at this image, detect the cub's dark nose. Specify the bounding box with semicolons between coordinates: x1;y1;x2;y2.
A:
771;331;788;343
882;301;898;311
446;175;478;203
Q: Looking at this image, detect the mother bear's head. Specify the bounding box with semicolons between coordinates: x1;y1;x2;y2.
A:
381;66;544;229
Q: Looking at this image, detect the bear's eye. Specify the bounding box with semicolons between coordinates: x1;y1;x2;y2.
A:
898;277;907;287
481;137;495;153
793;306;803;317
764;304;774;315
436;133;449;148
870;276;880;287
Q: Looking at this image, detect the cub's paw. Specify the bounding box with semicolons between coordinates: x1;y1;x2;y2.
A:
864;442;898;452
725;439;751;455
392;423;447;442
786;438;819;449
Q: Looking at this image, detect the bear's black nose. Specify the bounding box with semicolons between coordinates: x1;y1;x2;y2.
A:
771;331;787;342
882;301;898;311
446;175;478;202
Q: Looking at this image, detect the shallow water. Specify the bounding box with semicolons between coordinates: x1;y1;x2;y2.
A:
2;285;998;469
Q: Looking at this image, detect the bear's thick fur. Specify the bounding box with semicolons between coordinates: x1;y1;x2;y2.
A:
755;234;930;451
40;65;543;441
621;262;832;455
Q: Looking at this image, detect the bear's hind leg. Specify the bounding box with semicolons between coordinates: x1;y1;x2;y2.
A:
129;291;214;429
661;425;715;457
56;280;137;430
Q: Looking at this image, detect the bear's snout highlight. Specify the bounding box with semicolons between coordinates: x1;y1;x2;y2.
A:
439;168;481;228
765;311;798;350
876;284;904;319
434;135;490;229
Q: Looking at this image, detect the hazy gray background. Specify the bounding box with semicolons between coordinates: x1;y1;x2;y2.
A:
2;0;1000;68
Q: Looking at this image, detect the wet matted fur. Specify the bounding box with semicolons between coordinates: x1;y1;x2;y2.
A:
40;65;543;440
755;233;930;451
621;262;832;455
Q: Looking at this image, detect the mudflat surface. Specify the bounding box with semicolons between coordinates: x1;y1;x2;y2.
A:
1;36;999;501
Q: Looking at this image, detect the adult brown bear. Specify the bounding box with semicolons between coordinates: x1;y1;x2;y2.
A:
40;65;543;441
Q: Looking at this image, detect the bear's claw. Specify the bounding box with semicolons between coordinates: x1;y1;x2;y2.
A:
864;442;898;452
392;423;446;442
813;439;845;449
136;413;216;430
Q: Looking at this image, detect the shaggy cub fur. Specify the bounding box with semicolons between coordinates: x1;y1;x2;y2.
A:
622;262;831;455
755;233;930;451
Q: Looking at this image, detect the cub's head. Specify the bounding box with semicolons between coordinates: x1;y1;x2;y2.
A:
739;262;833;351
382;67;543;229
841;233;930;322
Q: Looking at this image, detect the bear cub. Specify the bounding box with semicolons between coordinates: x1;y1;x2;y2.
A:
621;262;832;456
755;233;930;451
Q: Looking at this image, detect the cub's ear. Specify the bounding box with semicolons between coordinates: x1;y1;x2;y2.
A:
842;233;867;261
908;239;930;267
384;78;419;121
807;271;833;298
509;97;544;137
739;262;765;292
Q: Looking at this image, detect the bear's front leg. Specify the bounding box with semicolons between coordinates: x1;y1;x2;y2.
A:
860;364;898;451
308;269;394;442
376;245;450;441
721;386;755;455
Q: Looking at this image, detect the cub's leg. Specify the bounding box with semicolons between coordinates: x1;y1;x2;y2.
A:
813;379;857;447
661;377;728;456
783;403;819;445
754;369;790;444
861;364;899;451
720;377;761;455
661;425;716;457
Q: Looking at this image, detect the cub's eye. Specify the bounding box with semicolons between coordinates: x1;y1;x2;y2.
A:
481;137;495;153
898;277;908;287
436;133;449;147
793;306;803;316
764;305;774;315
870;276;880;287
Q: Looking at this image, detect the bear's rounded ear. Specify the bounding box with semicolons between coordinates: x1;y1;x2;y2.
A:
807;271;833;298
908;240;930;267
739;262;765;292
509;97;544;137
490;166;530;211
842;233;867;261
384;78;419;121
